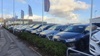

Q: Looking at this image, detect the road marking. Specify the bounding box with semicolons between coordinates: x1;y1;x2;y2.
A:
29;46;42;56
5;29;41;56
0;29;11;56
0;30;2;37
5;30;14;43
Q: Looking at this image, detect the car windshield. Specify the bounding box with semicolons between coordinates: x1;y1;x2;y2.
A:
60;25;68;31
39;25;48;30
49;25;61;30
32;24;40;29
29;24;34;27
64;25;86;33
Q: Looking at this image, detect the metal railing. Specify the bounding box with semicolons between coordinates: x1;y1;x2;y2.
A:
66;47;93;56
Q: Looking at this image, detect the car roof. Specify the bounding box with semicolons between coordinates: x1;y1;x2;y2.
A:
70;24;89;27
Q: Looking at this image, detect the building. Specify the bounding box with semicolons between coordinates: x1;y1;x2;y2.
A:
4;18;47;26
4;19;33;26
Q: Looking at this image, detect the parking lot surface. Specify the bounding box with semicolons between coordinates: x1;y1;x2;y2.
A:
0;28;40;56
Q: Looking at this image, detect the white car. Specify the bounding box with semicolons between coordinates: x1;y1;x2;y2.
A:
90;29;100;55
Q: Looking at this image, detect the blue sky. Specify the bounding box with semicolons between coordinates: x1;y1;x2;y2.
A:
0;0;100;24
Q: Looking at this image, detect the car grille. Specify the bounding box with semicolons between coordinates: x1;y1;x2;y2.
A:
40;35;46;38
60;40;66;43
49;36;53;40
54;39;58;41
90;44;95;50
97;42;100;47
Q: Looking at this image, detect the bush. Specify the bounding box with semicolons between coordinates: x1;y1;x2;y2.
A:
15;32;67;56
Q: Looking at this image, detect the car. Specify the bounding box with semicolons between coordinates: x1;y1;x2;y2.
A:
31;24;54;35
53;24;92;47
22;24;35;32
74;25;98;52
15;25;29;32
26;24;42;33
8;25;14;30
90;28;100;55
13;25;23;31
25;24;36;31
39;25;68;40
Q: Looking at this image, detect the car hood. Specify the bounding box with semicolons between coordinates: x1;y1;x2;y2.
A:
93;31;100;41
55;32;81;39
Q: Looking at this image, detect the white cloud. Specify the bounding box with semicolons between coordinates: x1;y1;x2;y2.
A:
49;0;89;20
0;14;13;19
16;0;26;4
24;14;80;24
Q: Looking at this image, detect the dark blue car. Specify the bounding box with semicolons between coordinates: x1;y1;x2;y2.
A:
39;25;69;40
34;24;54;35
26;24;42;33
53;25;89;47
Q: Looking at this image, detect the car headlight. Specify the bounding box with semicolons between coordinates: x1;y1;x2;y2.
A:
31;30;36;33
91;36;99;42
48;33;54;36
40;32;45;35
54;36;60;38
65;38;76;42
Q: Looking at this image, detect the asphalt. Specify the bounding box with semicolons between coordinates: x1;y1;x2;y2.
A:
0;28;40;56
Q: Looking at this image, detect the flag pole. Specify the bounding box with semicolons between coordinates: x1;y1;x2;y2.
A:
94;10;97;17
89;0;93;50
42;0;44;31
1;0;3;24
90;0;93;39
13;0;15;33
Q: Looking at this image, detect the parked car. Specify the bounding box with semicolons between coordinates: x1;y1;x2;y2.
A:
31;24;54;34
39;25;68;40
22;24;35;32
26;24;42;33
8;25;14;30
53;25;91;47
89;28;100;55
15;25;29;32
25;24;36;31
13;25;23;31
74;25;98;52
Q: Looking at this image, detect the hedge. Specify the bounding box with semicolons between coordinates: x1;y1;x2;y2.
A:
12;31;67;56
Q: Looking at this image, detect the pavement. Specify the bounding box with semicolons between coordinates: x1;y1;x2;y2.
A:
0;28;40;56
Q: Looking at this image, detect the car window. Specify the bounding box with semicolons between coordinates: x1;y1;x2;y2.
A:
85;25;97;31
49;25;57;30
49;25;61;30
55;26;62;30
64;25;86;33
60;26;68;31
